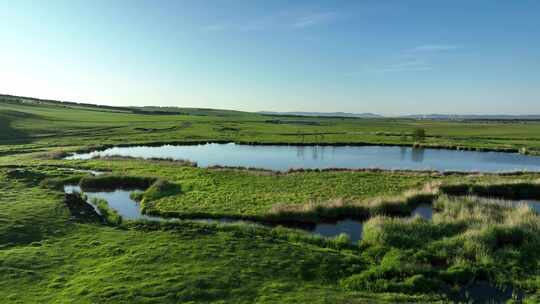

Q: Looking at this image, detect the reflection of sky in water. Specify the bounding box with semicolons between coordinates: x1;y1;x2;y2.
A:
411;204;433;220
64;185;160;221
453;281;519;304
68;143;540;172
313;220;363;243
512;200;540;213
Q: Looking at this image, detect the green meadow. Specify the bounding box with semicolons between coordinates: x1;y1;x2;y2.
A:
2;95;540;303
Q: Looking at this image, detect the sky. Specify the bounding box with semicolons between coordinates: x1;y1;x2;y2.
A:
1;0;539;115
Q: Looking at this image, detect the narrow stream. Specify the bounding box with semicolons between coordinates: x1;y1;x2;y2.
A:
64;185;432;243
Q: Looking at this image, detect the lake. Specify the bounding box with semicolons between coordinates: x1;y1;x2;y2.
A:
66;143;540;172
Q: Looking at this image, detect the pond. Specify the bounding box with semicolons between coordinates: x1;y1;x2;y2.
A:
522;200;540;213
64;185;432;243
451;281;523;303
505;199;540;213
64;185;162;221
66;143;540;172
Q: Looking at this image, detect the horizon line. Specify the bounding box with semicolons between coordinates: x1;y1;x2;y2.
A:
1;93;539;118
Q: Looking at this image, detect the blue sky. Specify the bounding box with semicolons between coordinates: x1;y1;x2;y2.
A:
1;0;539;115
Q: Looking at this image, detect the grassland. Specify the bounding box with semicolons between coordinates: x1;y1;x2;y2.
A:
1;167;439;303
2;95;540;302
3;95;540;155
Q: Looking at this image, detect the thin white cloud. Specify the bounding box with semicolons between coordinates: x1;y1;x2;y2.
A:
202;11;338;33
409;44;461;52
363;44;461;74
291;12;338;28
368;59;433;73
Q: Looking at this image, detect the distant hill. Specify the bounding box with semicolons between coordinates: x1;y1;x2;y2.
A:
131;106;252;117
0;94;252;117
3;93;539;121
259;111;383;118
400;114;540;120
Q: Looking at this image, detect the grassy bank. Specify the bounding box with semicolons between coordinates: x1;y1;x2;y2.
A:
3;165;540;302
0;168;439;303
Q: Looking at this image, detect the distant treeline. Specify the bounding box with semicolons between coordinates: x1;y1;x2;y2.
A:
0;94;131;112
0;94;185;115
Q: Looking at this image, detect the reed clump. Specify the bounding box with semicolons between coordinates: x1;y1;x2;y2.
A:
440;179;540;200
93;198;123;226
79;175;155;191
348;195;540;295
90;155;198;167
268;186;438;223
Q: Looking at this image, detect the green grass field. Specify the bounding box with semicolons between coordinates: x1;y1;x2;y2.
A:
2;95;540;303
3;95;540;153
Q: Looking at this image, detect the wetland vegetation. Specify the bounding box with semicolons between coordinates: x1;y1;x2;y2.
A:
2;96;540;303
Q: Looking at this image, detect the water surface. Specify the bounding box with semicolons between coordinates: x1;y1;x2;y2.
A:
509;200;540;213
66;143;540;172
452;281;522;303
312;220;364;243
64;185;161;221
411;204;433;220
523;200;540;213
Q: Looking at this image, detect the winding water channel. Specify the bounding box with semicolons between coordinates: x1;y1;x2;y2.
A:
65;184;540;244
64;185;432;243
66;143;540;172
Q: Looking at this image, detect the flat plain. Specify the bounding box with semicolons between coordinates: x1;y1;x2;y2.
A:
2;95;540;303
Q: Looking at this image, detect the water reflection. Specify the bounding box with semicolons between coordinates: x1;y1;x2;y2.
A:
411;148;425;163
64;185;161;221
522;200;540;213
296;146;305;160
399;147;425;163
400;147;406;161
506;200;540;213
410;204;433;220
66;143;540;172
313;220;363;243
451;281;522;303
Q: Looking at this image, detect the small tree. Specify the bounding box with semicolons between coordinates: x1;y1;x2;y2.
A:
413;128;426;142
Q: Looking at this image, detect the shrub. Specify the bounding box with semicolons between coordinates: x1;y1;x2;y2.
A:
413;128;426;142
